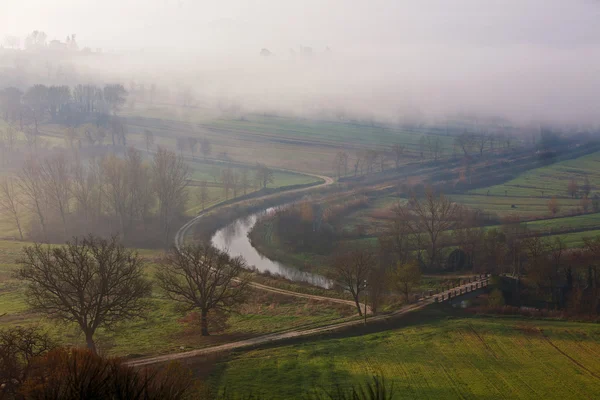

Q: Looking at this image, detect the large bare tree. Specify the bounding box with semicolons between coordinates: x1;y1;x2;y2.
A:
394;188;460;269
152;147;190;246
330;247;376;316
16;235;151;353
157;244;250;336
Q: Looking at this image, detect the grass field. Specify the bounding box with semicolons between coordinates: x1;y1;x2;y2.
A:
214;307;600;399
450;194;583;217
470;150;600;198
0;240;354;357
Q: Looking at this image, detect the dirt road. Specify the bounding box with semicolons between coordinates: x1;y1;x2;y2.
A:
126;277;488;368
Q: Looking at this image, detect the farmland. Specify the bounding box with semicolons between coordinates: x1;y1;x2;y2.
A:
470;150;600;198
214;307;600;399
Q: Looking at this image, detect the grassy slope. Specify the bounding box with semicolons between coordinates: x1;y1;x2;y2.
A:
0;240;354;357
216;307;600;399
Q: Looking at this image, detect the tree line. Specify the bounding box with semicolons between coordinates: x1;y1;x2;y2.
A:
0;83;128;148
0;146;189;247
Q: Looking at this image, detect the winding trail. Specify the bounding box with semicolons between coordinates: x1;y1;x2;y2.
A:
124;165;492;368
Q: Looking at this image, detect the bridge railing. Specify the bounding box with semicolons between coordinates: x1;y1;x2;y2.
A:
429;274;491;303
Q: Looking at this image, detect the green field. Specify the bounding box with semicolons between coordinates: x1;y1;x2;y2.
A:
450;194;583;217
0;240;354;357
215;307;600;399
471;150;600;198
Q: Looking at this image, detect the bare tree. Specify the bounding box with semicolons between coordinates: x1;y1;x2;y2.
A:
152;147;190;246
124;148;154;229
455;132;475;157
395;188;460;269
333;151;348;179
392;261;421;302
255;164;274;189
330;247;376;316
427;136;443;161
16;236;151;354
220;167;233;200
568;178;579;198
197;180;210;210
476;134;489;156
240;169;249;195
41;153;72;235
547;196;560;216
200;137;211;160
175;137;186;156
582;175;592;197
0;177;24;240
3;123;17;152
144;129;154;154
391;144;404;169
157;244;249;336
71;156;98;223
101;154;129;235
17;158;48;239
187;137;198;159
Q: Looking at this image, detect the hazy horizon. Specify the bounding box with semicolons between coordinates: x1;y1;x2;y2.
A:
2;0;600;125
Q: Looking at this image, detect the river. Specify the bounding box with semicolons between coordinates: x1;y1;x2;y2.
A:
211;207;332;288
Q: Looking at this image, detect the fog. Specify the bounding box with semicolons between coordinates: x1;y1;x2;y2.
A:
3;0;600;125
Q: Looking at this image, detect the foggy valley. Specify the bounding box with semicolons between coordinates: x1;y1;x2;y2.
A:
1;1;600;399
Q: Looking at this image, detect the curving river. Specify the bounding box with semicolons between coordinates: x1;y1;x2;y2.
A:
211;207;332;288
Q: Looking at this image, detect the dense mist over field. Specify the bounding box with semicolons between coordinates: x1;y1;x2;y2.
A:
2;0;600;125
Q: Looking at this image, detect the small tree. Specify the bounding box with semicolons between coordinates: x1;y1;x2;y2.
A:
581;195;591;213
568;178;579;198
582;175;592;197
144;129;154;154
157;244;250;336
330;247;376;316
197;180;210;210
200;137;211;160
392;261;421;302
391;144;404;169
255;164;274;189
188;137;198;159
16;235;152;354
547;196;560;216
0;177;24;240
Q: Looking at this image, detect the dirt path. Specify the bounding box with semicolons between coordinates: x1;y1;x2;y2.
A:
126;277;487;368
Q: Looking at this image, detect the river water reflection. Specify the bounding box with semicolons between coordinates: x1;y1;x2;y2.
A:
211;207;331;288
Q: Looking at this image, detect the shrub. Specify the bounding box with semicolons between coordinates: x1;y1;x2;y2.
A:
487;289;505;307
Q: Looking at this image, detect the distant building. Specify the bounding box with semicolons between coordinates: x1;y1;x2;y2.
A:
49;40;68;50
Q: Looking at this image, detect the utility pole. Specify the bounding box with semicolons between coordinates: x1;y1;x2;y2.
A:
364;279;368;325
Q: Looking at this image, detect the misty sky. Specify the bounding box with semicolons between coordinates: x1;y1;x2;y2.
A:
2;0;600;124
3;0;599;51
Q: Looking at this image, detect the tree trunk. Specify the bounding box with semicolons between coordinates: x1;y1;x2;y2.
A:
201;309;210;336
353;296;363;316
85;331;97;354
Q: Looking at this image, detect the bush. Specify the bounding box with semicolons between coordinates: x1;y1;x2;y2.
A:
487;289;505;307
19;348;193;400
